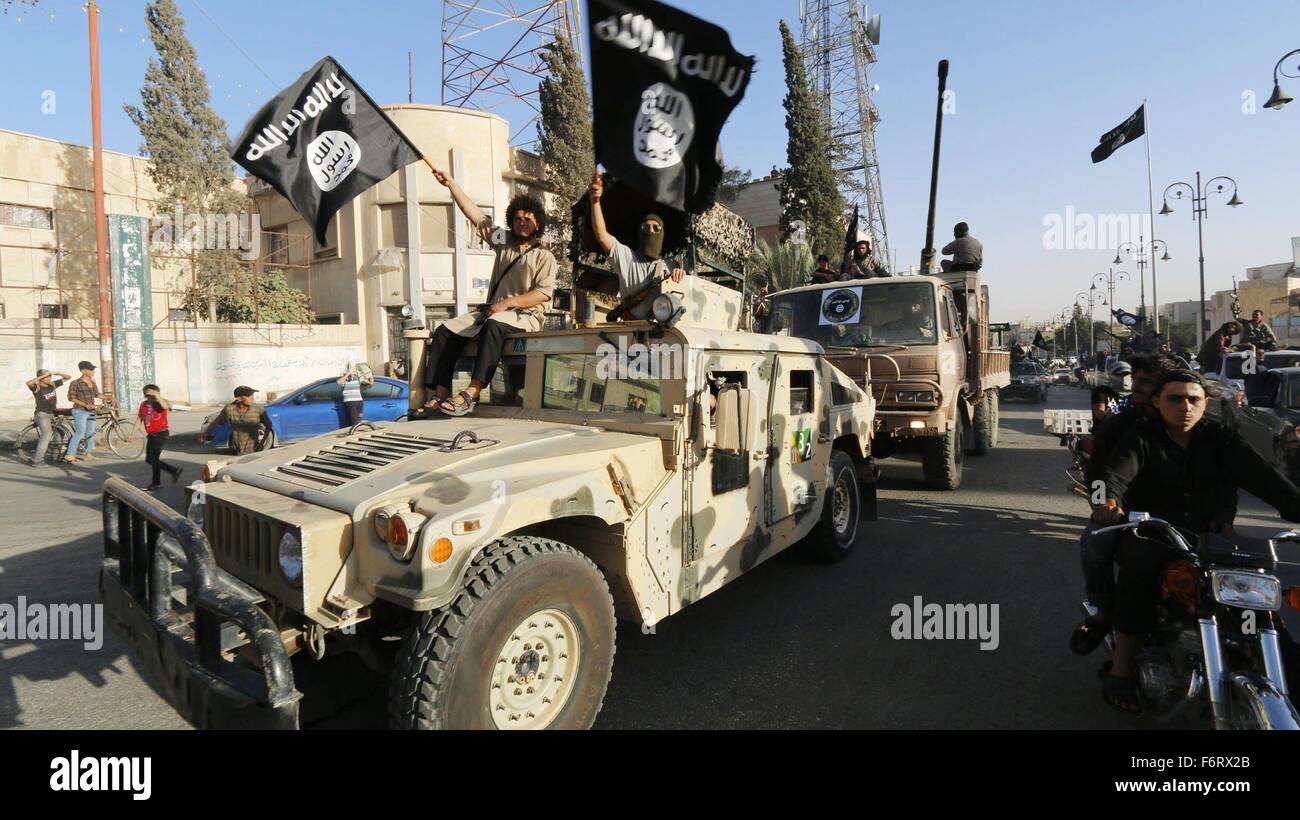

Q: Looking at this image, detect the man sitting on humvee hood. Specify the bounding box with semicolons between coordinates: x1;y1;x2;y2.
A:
423;165;557;417
587;170;686;319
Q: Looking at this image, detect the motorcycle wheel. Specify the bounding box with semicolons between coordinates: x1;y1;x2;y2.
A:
1225;673;1300;729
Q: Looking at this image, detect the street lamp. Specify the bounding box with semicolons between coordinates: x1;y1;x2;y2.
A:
1078;287;1106;364
1114;236;1172;334
1093;268;1129;340
1264;47;1299;110
1160;173;1242;345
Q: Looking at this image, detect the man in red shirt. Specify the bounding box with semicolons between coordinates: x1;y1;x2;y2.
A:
127;384;182;490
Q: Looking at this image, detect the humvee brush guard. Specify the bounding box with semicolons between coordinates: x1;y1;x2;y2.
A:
100;277;876;729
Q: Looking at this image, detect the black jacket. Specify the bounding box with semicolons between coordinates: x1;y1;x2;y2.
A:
1102;416;1300;532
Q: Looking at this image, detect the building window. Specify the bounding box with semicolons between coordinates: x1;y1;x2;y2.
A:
379;203;408;248
39;303;68;319
0;203;54;230
418;203;454;251
266;226;290;264
315;219;339;259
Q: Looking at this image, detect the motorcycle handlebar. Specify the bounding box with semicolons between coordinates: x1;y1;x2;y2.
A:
1090;515;1197;556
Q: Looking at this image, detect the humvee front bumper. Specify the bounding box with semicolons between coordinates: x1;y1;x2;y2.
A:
99;477;300;729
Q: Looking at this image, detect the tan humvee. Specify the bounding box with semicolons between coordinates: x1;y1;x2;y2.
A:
100;277;876;730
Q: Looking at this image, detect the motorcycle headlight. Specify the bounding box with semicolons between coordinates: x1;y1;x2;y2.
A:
1210;570;1281;611
278;530;304;587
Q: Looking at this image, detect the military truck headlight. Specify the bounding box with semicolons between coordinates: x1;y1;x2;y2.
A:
278;530;304;587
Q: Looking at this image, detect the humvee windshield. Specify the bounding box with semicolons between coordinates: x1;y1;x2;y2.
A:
768;282;938;348
541;353;668;416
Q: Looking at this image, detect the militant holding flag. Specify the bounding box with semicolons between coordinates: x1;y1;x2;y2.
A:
589;0;755;214
839;205;860;278
232;57;421;244
1090;104;1145;164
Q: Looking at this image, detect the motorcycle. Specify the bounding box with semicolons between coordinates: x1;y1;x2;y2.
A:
1084;514;1300;729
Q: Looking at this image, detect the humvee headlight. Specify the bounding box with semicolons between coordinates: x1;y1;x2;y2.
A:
651;292;684;326
186;490;205;529
382;510;427;563
278;530;304;587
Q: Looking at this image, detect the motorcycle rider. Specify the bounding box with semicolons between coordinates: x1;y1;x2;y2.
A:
1091;369;1300;712
1070;355;1175;655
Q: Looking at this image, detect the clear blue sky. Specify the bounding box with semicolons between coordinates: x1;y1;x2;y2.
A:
2;0;1297;322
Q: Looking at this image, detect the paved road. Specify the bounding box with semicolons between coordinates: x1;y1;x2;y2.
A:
1;389;1294;729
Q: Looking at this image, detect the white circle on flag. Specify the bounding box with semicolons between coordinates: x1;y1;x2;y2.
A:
306;130;362;192
634;82;694;169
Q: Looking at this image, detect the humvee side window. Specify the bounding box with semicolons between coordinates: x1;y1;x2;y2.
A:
790;370;814;415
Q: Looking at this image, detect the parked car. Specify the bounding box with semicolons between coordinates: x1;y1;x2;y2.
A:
1002;360;1049;403
200;376;409;450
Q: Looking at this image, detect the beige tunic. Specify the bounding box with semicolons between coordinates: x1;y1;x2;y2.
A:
441;217;558;338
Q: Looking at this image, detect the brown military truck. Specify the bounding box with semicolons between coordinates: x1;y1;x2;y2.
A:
765;270;1009;490
98;276;877;730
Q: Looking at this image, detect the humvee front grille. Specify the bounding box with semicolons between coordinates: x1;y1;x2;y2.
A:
206;497;280;579
269;430;490;489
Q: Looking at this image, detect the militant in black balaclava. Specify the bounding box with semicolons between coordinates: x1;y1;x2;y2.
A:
639;214;665;260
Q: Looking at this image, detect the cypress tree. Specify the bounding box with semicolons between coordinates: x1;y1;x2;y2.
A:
536;35;594;267
776;20;846;257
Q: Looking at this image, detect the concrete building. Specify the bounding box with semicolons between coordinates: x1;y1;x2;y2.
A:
728;169;783;247
0;105;548;418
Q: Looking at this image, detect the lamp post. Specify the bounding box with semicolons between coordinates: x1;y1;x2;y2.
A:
1160;173;1242;345
1114;236;1171;335
1081;287;1107;368
1093;268;1129;340
1264;47;1299;110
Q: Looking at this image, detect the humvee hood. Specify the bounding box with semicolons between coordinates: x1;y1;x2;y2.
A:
214;418;660;517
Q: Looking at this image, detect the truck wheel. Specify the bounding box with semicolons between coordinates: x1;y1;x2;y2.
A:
921;413;964;490
800;450;861;561
388;536;616;730
971;390;998;454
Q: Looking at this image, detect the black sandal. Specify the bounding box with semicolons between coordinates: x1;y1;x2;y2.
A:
1102;671;1143;715
1070;616;1110;655
439;390;477;417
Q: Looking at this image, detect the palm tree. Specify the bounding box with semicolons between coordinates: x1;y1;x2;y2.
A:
750;239;814;292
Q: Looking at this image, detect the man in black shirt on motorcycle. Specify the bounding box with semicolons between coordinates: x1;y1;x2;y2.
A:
1070;355;1174;656
1092;369;1300;712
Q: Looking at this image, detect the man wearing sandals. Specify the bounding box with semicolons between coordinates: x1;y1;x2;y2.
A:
1091;370;1300;713
422;166;557;417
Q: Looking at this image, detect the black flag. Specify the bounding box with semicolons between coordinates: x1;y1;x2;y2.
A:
589;0;754;214
839;205;861;277
1033;330;1050;351
232;57;421;244
1113;308;1144;327
1090;104;1145;164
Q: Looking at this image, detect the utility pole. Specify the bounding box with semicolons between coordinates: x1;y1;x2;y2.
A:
88;1;114;398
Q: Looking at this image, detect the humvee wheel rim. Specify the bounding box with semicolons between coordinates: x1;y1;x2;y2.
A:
490;608;580;729
832;477;851;534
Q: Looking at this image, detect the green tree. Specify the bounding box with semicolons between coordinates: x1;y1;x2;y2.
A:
125;0;309;323
776;20;846;257
537;35;593;275
717;164;752;204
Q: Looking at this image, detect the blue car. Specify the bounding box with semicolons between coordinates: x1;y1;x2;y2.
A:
201;376;409;450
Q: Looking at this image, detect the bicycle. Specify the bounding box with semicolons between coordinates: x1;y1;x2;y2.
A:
14;397;145;463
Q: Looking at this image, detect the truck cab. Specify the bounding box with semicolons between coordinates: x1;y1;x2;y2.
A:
764;272;1009;490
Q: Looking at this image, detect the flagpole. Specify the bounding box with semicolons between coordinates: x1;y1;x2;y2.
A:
1144;99;1160;338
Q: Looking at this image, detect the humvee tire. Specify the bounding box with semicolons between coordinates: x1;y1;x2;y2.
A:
971;390;998;454
389;536;616;730
801;449;861;561
921;413;964;491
